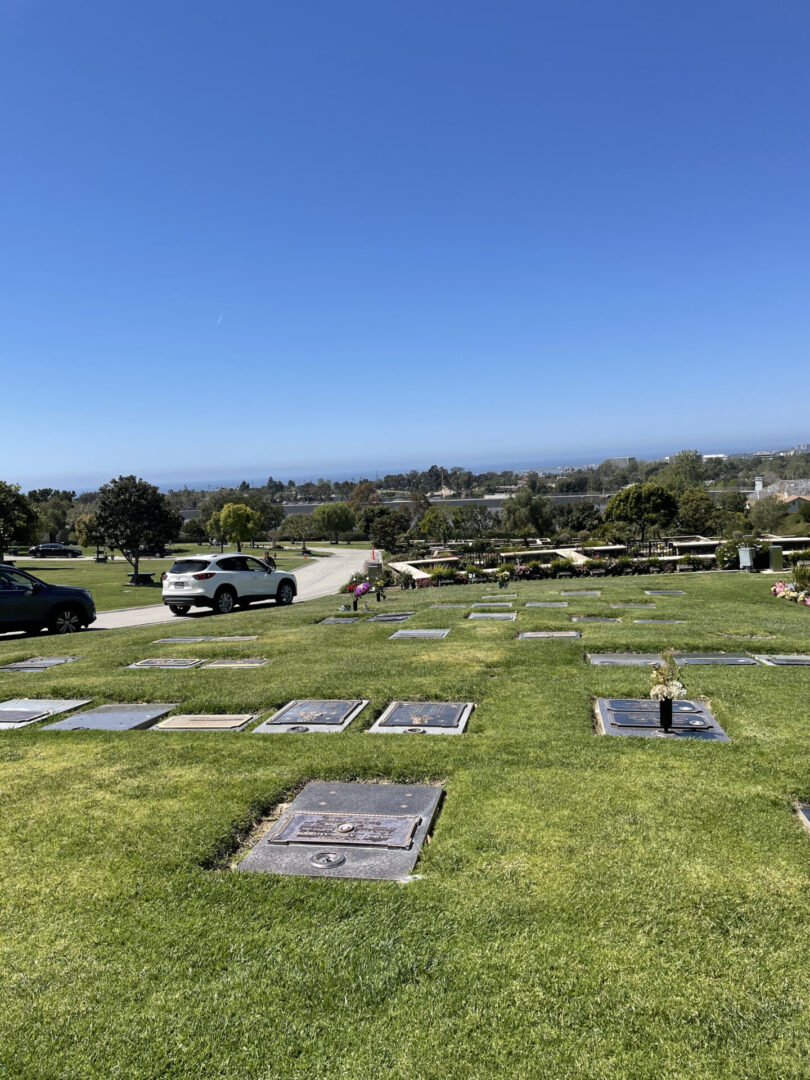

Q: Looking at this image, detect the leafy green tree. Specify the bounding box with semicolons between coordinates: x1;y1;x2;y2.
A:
0;482;39;559
418;506;453;544
748;495;786;535
451;503;494;539
500;488;553;540
206;511;225;552
219;503;263;552
656;449;706;494
180;518;208;544
358;506;410;552
95;475;182;576
348;481;380;510
312;502;355;543
676;488;717;534
603;483;677;542
73;513;104;552
282;513;314;553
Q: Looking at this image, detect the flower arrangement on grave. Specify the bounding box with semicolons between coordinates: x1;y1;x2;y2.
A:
650;651;686;732
771;580;810;606
496;569;511;585
514;563;532;579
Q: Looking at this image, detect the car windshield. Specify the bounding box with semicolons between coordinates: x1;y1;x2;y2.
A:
169;560;211;575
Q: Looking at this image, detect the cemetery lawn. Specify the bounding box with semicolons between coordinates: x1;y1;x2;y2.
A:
3;573;810;1079
13;550;309;611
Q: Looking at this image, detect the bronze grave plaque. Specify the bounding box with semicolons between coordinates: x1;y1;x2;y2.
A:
268;810;420;849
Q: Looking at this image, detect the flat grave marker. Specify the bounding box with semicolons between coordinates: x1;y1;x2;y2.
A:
588;653;664;666
645;589;686;596
389;629;451;639
155;713;255;731
753;655;810;666
430;604;468;609
238;780;443;880
0;708;49;729
0;698;91;728
633;619;686;625
42;703;177;731
611;604;656;609
469;612;517;621
526;601;568;608
595;697;729;741
482;594;516;600
560;590;600;597
368;700;474;736
152;636;259;643
0;656;77;673
367;612;414;624
319;618;360;625
472;602;513;608
520;630;581;639
201;657;269;669
128;658;204;670
674;652;759;666
253;699;368;734
570;615;620;623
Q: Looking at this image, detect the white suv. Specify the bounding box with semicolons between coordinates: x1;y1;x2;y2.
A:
162;555;297;616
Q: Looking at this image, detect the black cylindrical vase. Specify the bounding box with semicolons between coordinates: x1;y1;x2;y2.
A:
659;697;673;732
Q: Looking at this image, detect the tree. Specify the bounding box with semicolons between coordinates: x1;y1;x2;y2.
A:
348;481;380;510
553;502;602;534
418;506;453;544
283;513;313;552
219;503;263;551
358;506;410;552
451;503;494;539
676;488;717;534
180;518;208;544
657;449;706;494
500;488;553;540
206;511;225;552
312;502;355;543
73;513;104;552
95;475;182;576
0;482;39;559
748;495;786;535
603;483;677;542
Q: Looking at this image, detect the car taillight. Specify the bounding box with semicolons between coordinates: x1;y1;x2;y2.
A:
192;572;215;580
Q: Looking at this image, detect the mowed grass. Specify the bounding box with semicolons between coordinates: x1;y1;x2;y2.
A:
2;574;810;1079
12;549;311;611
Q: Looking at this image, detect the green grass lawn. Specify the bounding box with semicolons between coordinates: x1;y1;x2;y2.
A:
13;550;310;611
2;573;810;1079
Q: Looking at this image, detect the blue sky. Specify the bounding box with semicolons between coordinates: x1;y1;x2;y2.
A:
2;1;808;489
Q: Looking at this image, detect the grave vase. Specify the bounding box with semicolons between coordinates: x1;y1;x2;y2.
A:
659;697;673;732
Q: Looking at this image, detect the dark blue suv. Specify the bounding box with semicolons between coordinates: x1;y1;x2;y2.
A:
0;565;96;635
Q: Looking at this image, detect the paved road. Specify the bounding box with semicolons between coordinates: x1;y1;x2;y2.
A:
89;545;372;632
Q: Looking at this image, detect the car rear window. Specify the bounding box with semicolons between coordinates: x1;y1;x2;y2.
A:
169;560;211;574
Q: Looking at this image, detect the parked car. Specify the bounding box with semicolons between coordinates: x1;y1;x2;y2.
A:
0;565;96;634
162;554;297;615
28;543;82;558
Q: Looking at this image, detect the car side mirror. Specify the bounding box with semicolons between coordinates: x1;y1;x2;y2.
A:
32;582;45;592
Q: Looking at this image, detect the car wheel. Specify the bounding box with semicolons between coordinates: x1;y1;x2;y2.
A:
48;605;84;634
213;587;237;615
169;604;190;616
275;580;295;606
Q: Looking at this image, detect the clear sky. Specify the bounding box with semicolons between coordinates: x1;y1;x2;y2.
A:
2;1;808;489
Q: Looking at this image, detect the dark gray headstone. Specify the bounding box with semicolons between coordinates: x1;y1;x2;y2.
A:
0;656;77;672
369;700;474;735
754;655;810;666
674;653;758;666
389;629;450;639
201;657;269;668
645;590;685;595
596;698;729;741
127;657;203;669
42;703;177;731
519;630;581;639
367;612;414;623
238;780;443;880
587;653;664;666
319;617;360;625
253;699;368;734
525;601;568;607
468;612;517;621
